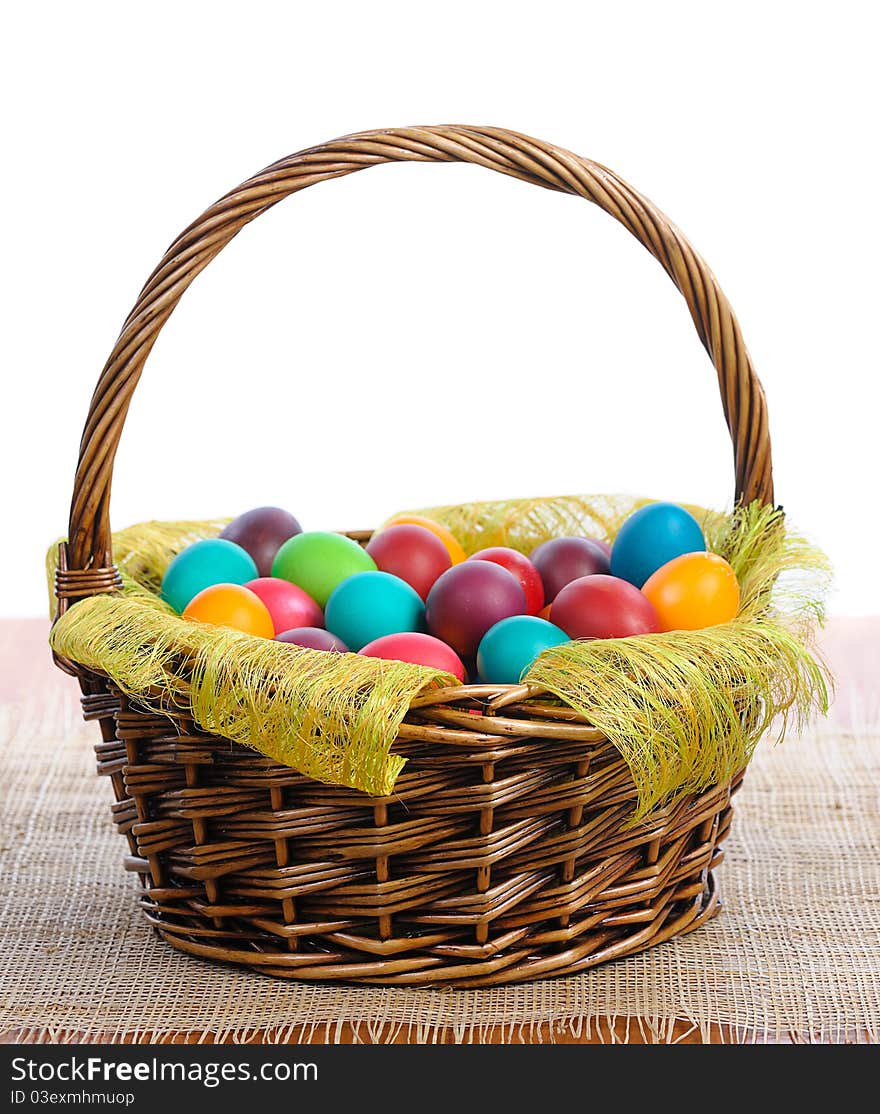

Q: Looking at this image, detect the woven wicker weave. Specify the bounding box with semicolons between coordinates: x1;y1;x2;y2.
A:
54;126;772;986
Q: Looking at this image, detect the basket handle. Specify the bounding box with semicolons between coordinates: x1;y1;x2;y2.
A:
65;125;773;580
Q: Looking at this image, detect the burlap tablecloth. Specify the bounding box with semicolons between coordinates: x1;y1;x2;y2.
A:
1;620;878;1043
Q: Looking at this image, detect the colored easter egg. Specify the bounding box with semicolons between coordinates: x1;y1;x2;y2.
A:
529;537;610;603
359;632;466;681
161;538;258;614
469;547;544;615
365;524;451;600
382;514;467;565
425;562;526;657
183;583;274;638
272;531;376;607
275;627;349;652
551;575;660;640
642;552;740;631
476;615;570;685
325;571;426;651
610;503;705;588
220;506;302;577
245;577;323;632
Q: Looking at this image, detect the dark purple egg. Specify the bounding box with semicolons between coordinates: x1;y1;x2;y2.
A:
221;507;302;577
529;536;610;603
425;562;526;658
275;627;349;653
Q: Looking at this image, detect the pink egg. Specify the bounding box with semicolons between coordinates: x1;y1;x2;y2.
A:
468;547;544;615
246;577;323;632
359;632;466;681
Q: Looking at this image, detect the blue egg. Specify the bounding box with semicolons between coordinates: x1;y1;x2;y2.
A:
476;615;570;685
610;502;706;587
160;538;258;613
325;571;426;651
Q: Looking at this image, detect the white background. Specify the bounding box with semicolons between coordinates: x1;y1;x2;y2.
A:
3;1;876;616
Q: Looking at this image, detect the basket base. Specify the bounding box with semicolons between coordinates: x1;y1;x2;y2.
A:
139;870;720;989
85;687;739;990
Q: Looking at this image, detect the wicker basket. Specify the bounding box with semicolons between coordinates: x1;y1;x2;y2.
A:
53;126;773;987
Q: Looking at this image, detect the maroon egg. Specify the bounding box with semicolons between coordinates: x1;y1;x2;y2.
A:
425;562;526;657
275;626;349;652
529;536;610;603
468;547;544;615
365;524;452;601
550;575;660;640
221;507;302;577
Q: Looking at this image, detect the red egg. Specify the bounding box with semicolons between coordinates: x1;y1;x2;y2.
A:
359;632;466;681
221;507;302;577
246;577;323;632
425;562;526;657
275;627;349;652
469;547;544;615
550;575;660;640
365;524;451;601
530;536;611;602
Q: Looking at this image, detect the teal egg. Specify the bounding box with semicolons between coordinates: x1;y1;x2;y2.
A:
477;615;569;685
325;571;426;651
610;502;706;588
160;538;258;613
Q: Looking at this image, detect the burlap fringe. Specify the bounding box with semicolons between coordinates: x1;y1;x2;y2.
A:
10;1015;877;1044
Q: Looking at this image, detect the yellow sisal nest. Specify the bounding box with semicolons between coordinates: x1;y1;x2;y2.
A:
48;494;831;818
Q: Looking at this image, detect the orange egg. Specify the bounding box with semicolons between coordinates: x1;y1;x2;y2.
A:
380;514;467;565
641;552;740;632
183;583;275;638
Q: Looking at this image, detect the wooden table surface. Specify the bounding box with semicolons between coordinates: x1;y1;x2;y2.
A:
2;616;874;1046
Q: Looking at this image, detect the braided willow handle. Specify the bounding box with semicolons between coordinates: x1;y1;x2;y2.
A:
66;125;773;576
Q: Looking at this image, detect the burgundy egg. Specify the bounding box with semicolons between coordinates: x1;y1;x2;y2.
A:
550;575;660;640
529;536;610;603
275;626;349;652
425;562;526;657
221;507;302;577
468;547;544;615
365;524;452;601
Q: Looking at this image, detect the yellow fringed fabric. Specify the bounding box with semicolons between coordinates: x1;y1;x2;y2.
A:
48;495;831;815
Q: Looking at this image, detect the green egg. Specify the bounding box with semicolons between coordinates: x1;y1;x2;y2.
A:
271;531;376;608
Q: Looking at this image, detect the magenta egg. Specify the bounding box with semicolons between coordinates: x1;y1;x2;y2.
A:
221;507;302;577
529;536;610;603
425;562;526;657
365;524;451;601
246;577;323;633
359;632;466;681
275;627;349;652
